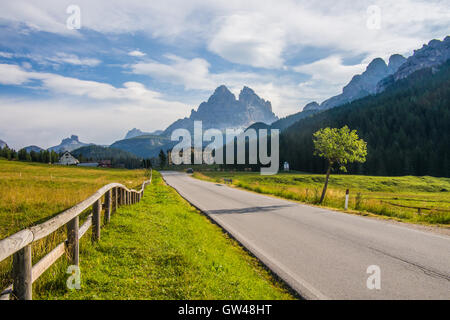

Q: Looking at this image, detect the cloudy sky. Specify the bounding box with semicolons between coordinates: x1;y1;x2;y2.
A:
0;0;449;149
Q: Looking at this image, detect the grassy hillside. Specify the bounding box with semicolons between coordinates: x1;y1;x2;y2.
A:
193;171;450;225
35;172;293;300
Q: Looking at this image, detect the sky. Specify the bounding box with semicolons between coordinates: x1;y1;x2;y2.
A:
0;0;449;149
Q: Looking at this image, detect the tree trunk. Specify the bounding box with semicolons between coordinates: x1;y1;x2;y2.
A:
319;163;332;204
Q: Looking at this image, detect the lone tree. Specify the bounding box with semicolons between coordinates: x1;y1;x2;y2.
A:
313;126;367;204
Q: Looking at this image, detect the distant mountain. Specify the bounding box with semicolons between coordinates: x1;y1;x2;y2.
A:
124;128;163;139
320;54;406;110
302;102;321;112
48;135;92;153
272;37;449;133
110;134;173;158
0;139;7;149
24;145;44;153
377;36;450;92
162;85;278;136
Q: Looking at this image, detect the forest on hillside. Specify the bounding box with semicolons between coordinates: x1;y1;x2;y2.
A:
280;60;450;177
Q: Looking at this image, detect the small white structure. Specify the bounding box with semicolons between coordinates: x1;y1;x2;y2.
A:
283;161;290;172
58;151;79;165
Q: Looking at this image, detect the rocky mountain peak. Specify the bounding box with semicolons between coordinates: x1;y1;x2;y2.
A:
321;54;406;110
303;102;320;112
208;85;236;104
393;36;450;82
162;85;278;136
239;86;256;98
365;58;388;75
388;54;407;73
239;86;273;112
49;135;91;153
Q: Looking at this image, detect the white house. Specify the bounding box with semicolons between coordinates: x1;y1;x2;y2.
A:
58;151;79;165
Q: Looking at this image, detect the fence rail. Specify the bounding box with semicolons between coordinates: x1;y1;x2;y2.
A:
381;200;450;214
0;169;152;300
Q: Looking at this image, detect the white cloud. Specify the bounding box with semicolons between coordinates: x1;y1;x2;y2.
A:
0;64;33;85
0;64;191;148
0;63;188;105
208;13;286;68
0;96;189;150
1;0;448;65
128;50;146;57
47;53;101;66
0;52;13;58
293;56;366;86
131;55;214;90
1;0;449;146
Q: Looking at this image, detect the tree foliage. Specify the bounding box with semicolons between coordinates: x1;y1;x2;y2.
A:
312;126;367;203
313;126;367;172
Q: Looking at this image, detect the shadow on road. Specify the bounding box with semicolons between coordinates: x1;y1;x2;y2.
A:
208;205;293;215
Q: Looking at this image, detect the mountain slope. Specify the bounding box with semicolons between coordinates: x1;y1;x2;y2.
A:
280;60;450;177
0;140;6;149
320;54;406;110
377;36;450;92
110;134;173;158
24;145;44;153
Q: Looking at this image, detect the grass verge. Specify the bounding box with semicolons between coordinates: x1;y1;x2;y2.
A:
35;171;293;300
193;171;450;226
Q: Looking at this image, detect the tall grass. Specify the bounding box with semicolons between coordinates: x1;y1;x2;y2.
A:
193;171;450;226
0;160;147;292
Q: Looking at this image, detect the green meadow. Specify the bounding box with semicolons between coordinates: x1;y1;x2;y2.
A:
193;171;450;226
0;160;292;299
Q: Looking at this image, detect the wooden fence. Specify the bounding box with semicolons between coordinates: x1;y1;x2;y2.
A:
0;169;152;300
381;200;450;215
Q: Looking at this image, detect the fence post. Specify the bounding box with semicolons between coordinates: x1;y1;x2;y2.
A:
92;199;101;242
113;188;118;212
12;244;32;300
67;216;79;266
345;189;349;210
104;190;111;224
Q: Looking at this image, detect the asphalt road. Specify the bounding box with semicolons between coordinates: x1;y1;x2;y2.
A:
161;171;450;300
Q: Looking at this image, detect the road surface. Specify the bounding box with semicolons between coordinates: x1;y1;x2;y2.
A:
161;171;450;300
